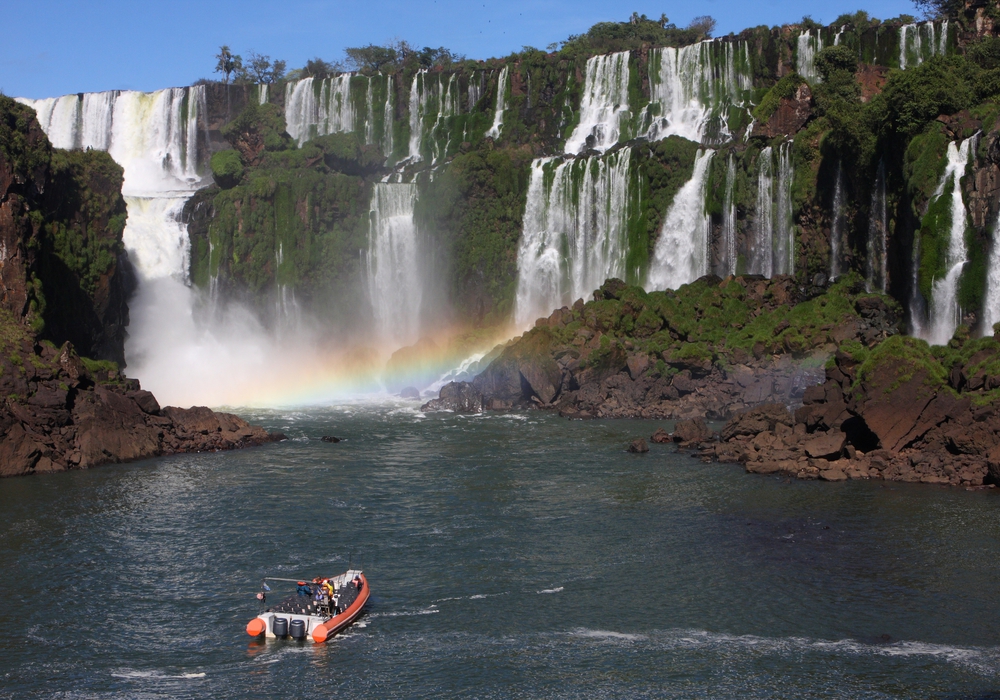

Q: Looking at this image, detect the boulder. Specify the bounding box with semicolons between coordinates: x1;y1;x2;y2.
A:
672;417;712;446
650;428;672;444
421;381;483;413
399;386;421;400
321;436;341;443
804;431;846;459
722;404;793;441
627;438;649;453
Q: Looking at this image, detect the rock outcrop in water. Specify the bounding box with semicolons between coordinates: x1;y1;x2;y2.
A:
0;97;282;478
423;273;901;419
704;330;1000;487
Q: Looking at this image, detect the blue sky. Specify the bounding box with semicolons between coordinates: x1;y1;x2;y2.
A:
5;0;924;99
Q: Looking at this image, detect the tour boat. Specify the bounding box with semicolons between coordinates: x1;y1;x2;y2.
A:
246;570;369;643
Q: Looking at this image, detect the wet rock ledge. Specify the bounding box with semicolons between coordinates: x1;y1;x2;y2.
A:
0;332;284;477
697;332;1000;488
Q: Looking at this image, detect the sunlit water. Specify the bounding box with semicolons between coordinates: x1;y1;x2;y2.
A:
1;402;999;698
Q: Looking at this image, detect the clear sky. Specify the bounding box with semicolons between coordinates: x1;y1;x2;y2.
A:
5;0;925;99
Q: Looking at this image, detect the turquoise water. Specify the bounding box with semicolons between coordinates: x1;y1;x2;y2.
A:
1;402;998;698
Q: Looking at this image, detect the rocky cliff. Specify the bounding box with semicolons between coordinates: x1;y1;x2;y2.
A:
424;273;901;419
702;328;1000;487
0;97;282;478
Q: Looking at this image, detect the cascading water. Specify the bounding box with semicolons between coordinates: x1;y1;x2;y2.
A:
366;183;425;346
647;150;715;291
12;87;283;405
468;72;484;109
983;216;1000;335
486;66;509;140
774;143;795;276
900;20;949;70
719;155;737;277
259;84;268;105
797;30;823;83
408;71;430;161
867;160;888;293
919;138;974;346
564;52;631;154
284;75;354;146
284;74;394;157
642;40;753;145
830;163;844;281
750;147;774;277
513;150;633;326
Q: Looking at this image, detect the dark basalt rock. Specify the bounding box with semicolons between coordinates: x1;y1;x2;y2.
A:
399;386;421;400
321;436;341;443
627;438;649;453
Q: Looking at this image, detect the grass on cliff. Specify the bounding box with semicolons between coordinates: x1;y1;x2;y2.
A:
523;272;897;375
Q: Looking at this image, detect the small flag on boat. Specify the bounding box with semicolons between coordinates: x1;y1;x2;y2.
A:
262;583;271;591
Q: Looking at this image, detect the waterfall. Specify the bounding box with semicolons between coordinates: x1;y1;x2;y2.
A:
468;72;484;109
983;216;1000;335
900;20;949;70
431;74;460;162
284;75;355;147
797;30;823;83
749;147;774;277
284;74;394;156
259;84;268;105
830;163;844;281
774;143;794;275
564;52;631;155
486;66;509;139
513;150;633;326
366;183;424;345
719;155;737;276
867;160;888;293
920;138;974;345
382;74;395;160
643;40;753;145
647;150;715;291
407;70;429;161
15;86;249;404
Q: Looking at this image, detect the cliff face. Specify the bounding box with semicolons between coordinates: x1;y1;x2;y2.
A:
0;97;283;477
184;11;1000;338
0;96;131;366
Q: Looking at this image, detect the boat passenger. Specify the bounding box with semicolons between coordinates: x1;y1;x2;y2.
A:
352;575;363;591
297;581;311;596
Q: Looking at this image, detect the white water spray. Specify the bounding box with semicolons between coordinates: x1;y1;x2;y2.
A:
920;138;974;345
900;20;949;70
797;30;823;83
720;155;737;277
830;163;844;281
774;143;795;276
366;183;425;346
513;150;633;326
565;52;631;154
643;40;753;145
486;66;509;140
750;147;774;277
647;150;715;291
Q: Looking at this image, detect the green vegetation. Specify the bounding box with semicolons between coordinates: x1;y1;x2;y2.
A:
522;272;898;373
752;73;804;123
557;12;716;57
414;143;533;324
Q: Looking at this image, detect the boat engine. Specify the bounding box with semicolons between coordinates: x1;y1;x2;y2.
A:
289;619;306;640
272;616;289;637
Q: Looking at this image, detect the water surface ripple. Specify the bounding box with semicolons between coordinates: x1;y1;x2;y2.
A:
1;403;998;698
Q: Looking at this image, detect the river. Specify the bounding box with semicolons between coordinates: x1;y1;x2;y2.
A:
1;402;998;698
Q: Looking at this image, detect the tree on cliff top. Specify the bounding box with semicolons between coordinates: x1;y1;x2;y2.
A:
215;46;240;85
912;0;964;19
559;12;715;56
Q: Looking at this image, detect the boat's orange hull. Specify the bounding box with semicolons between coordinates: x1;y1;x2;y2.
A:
312;574;369;643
